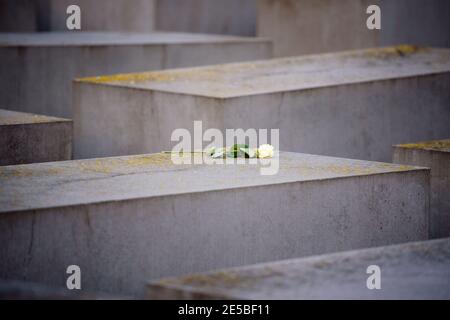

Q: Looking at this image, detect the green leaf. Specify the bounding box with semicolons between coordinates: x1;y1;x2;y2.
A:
228;144;248;157
239;147;257;158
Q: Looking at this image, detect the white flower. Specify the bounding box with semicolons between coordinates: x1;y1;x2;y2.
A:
247;148;257;158
257;144;274;158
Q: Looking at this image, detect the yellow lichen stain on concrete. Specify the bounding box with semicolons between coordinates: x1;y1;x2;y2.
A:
76;154;176;174
158;271;242;289
0;113;69;125
361;45;422;59
78;67;227;85
159;266;283;290
280;159;418;176
397;139;450;152
78;72;176;84
0;167;34;178
0;165;63;179
125;153;173;167
78;159;116;174
312;260;333;269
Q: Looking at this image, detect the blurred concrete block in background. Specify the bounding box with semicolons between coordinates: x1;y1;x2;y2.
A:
0;109;72;166
393;140;450;239
0;0;40;32
0;152;429;296
147;239;450;300
0;0;255;35
74;46;450;162
0;279;126;300
0;32;272;118
155;0;256;36
0;0;155;32
257;0;375;57
257;0;450;57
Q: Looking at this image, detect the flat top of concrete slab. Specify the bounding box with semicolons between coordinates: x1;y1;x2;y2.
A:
0;32;268;47
148;239;450;300
0;152;424;213
77;45;450;98
0;109;71;126
395;139;450;153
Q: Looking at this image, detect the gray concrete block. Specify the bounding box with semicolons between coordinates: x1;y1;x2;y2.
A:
393;140;450;239
0;109;72;166
147;238;450;300
74;46;450;162
257;0;450;57
0;32;272;118
0;0;39;32
45;0;155;32
0;279;127;300
0;0;155;32
0;152;429;296
155;0;256;36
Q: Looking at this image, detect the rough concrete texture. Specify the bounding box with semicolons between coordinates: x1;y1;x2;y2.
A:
155;0;256;36
257;0;450;57
0;279;126;300
0;32;271;118
0;0;155;32
74;46;450;162
0;0;40;32
0;109;72;166
0;152;429;296
393;139;450;239
147;238;450;300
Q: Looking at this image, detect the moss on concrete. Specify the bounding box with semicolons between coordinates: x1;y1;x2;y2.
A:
397;139;450;152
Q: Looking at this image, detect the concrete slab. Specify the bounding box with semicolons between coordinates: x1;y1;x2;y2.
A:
0;32;272;118
0;0;39;32
0;0;155;32
44;0;155;32
147;238;450;300
393;139;450;239
0;109;72;166
74;46;450;161
257;0;450;57
155;0;256;36
0;152;429;296
0;279;126;300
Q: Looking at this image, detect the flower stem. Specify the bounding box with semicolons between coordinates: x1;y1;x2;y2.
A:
162;151;206;154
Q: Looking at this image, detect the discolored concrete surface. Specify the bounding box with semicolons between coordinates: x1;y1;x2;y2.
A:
393;139;450;238
0;0;155;32
0;152;429;296
74;46;450;161
0;32;272;118
0;279;128;300
257;0;450;57
147;238;450;300
155;0;256;36
0;109;72;166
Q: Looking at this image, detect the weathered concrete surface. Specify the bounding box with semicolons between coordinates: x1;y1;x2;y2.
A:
257;0;450;57
0;109;72;166
147;238;450;300
393;140;450;239
0;279;127;300
0;0;40;32
0;32;271;118
74;46;450;162
44;0;155;32
257;0;376;57
0;0;155;32
0;152;429;296
155;0;256;36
